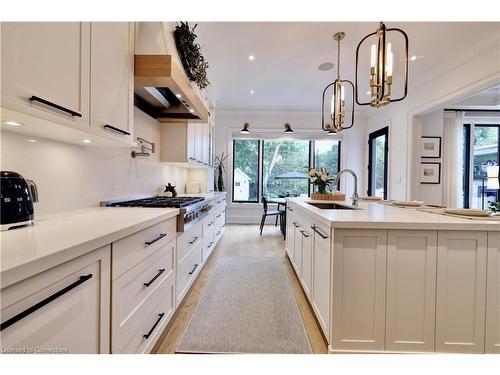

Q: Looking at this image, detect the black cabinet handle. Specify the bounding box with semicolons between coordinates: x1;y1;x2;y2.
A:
143;313;165;339
208;222;213;227
300;230;310;238
188;157;196;161
311;225;329;239
216;214;221;218
208;241;213;248
0;274;92;332
145;233;166;246
29;96;82;117
103;124;130;136
288;207;293;211
292;222;299;228
143;269;165;287
188;264;199;275
216;231;221;235
188;236;199;245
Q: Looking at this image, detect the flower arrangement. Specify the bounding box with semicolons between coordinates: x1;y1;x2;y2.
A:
308;167;332;194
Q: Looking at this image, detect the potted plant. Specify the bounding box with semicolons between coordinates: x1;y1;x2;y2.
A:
214;152;228;192
309;167;333;200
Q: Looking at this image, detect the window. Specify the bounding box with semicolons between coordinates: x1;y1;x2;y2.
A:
231;138;341;203
262;140;310;198
463;124;500;209
313;140;341;192
232;139;260;202
368;127;389;199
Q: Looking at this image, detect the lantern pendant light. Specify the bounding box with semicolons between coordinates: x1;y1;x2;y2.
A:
321;32;355;134
355;22;409;108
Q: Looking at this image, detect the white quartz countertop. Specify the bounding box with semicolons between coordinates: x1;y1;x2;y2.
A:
0;207;179;288
290;198;500;231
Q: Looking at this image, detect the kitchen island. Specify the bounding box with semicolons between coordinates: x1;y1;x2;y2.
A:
285;198;500;354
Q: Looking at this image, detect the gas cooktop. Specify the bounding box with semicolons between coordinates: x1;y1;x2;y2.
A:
107;196;205;208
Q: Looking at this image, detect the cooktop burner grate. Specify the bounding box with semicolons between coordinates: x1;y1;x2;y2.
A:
108;196;205;208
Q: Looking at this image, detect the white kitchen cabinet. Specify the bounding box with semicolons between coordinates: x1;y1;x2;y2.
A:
435;231;487;353
293;222;303;276
386;230;437;352
160;122;210;166
332;229;387;352
202;121;210;164
300;226;313;300
311;222;332;341
91;22;134;143
486;231;500;354
0;246;110;354
285;208;296;261
1;22;90;129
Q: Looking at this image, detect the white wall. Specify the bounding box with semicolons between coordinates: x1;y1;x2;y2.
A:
0;108;189;215
214;109;366;223
415;109;445;205
364;35;500;201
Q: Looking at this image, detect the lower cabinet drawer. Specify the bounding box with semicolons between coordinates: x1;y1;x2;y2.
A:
176;241;203;306
203;213;216;236
112;218;177;280
177;223;202;263
112;240;175;345
0;246;111;354
203;230;215;261
112;270;175;354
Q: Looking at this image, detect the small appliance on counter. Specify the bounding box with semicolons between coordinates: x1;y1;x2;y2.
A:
1;171;38;231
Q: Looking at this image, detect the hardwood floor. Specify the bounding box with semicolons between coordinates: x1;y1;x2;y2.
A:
154;224;328;354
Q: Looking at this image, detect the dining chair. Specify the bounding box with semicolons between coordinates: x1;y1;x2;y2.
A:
259;197;285;235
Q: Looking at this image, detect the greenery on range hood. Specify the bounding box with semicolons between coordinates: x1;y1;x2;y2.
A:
174;22;210;90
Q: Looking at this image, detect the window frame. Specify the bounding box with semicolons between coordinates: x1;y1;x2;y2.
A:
231;139;261;204
230;137;341;204
462;123;500;209
367;126;389;199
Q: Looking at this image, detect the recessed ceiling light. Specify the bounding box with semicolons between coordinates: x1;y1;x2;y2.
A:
4;120;23;126
248;54;255;61
189;109;194;113
250;90;255;95
176;93;182;98
410;55;417;61
26;139;38;143
81;139;92;144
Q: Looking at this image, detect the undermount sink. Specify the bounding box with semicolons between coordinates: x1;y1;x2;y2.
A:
306;202;357;210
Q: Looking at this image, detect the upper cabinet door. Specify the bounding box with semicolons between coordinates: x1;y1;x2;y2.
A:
91;22;134;142
436;231;487;353
202;123;209;164
1;22;90;128
187;123;196;161
194;123;203;162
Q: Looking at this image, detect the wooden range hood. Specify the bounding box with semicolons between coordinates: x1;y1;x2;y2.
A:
134;55;209;123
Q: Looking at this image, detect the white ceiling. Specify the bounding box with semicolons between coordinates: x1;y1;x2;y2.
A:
195;22;500;111
451;84;500;109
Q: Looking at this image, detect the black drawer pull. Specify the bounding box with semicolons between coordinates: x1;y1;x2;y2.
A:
208;222;213;227
143;269;165;287
145;233;166;246
29;96;82;117
143;313;165;339
288;207;293;211
216;231;221;235
216;214;221;218
188;236;199;245
292;222;299;228
311;225;328;239
103;124;130;136
208;241;213;248
0;274;92;332
188;264;199;275
300;230;310;238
